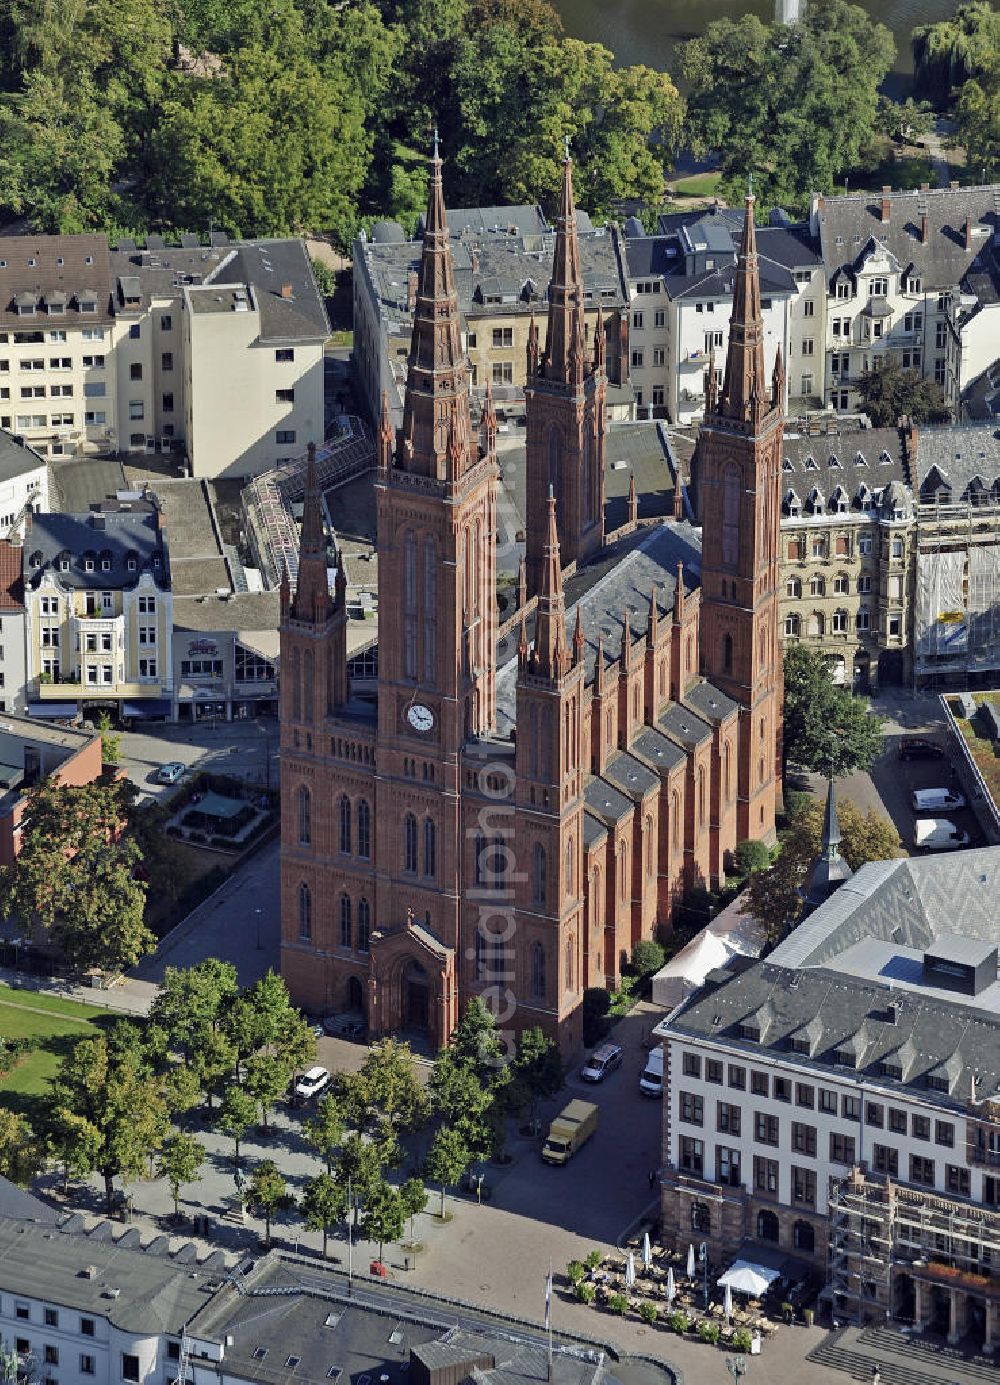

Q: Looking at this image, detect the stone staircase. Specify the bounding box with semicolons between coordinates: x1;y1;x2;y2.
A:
808;1324;997;1385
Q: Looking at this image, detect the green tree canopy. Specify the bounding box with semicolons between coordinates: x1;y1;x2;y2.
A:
1;779;153;974
0;1109;42;1187
782;644;885;778
425;1125;470;1217
361;1181;405;1263
247;1159;287;1247
679;0;895;213
912;2;1000;104
955;50;1000;183
856;357;951;427
157;1130;206;1220
300;1172;347;1258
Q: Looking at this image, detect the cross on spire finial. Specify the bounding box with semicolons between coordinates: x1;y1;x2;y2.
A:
433;125;440;161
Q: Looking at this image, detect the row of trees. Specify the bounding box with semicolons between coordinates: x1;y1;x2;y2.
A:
0;0;972;244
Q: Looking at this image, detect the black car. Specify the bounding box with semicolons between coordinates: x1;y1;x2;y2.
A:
899;738;946;761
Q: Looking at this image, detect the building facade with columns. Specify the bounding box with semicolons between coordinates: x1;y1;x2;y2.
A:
278;150;783;1054
657;846;1000;1349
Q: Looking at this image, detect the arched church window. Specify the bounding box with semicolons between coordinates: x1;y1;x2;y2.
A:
357;899;371;953
423;817;436;878
339;893;351;948
298;883;312;941
565;935;574;993
404;813;417;873
531;942;546;998
723;631;733;674
533;842;547;907
671;790;681;851
722;464;740;566
297;785;311;845
339;795;352;853
357;799;371;859
423;536;437;682
404;529;417;679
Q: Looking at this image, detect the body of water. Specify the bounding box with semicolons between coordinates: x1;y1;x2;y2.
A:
552;0;958;80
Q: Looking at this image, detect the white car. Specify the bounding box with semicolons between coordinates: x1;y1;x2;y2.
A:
293;1066;330;1101
155;761;186;785
912;787;966;812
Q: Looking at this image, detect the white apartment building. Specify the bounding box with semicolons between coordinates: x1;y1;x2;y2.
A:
623;207;824;423
658;847;1000;1345
0;235;117;460
23;500;173;722
812;182;1000;414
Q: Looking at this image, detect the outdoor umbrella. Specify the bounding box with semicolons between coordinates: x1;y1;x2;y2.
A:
686;1244;696;1279
717;1261;781;1298
625;1251;636;1288
723;1282;733;1323
665;1267;676;1306
642;1231;652;1271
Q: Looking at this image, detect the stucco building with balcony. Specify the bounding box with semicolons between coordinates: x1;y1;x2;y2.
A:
22;498;173;721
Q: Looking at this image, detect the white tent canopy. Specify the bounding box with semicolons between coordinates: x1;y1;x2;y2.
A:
651;890;766;1009
717;1261;781;1297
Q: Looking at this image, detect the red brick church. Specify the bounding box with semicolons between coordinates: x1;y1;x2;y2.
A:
279;148;784;1053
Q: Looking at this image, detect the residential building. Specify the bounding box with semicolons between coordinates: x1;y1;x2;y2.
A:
657;845;1000;1350
0;235;117;460
0;540;27;714
624;205;823;423
0;714;103;865
778;421;915;690
811;182;1000;414
171;593;280;723
352;203;631;431
23;499;173;721
109;236;329;478
0;1218;657;1385
774;418;1000;689
279;150;782;1051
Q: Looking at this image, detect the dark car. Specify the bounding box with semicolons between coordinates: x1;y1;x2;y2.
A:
898;739;946;761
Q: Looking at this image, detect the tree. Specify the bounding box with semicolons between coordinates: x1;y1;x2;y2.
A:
150;960;240;1065
679;0;895;213
955;51;1000;183
912;3;1000;104
508;1026;563;1127
362;1182;405;1265
782;645;884;778
0;1109;42;1186
247;1159;287;1247
304;1093;345;1174
746;843;806;943
856;357;950;428
400;1176;428;1241
630;939;666;977
157;1131;205;1220
300;1172;347;1259
425;1125;470;1217
218;1084;257;1169
332;1134;385;1220
0;779;152;974
49;1033;169;1213
95;712;121;765
732;839;771;878
336;1038;429;1141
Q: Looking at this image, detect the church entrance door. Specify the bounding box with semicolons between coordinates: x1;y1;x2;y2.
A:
403;960;430;1032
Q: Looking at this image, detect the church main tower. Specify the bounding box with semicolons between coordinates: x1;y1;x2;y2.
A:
524;153;607;595
697;194;784;842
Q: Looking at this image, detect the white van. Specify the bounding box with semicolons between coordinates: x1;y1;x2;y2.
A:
912;787;966;812
913;818;970;851
639;1046;664;1098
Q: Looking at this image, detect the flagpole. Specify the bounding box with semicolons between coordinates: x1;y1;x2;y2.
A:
546;1258;553;1382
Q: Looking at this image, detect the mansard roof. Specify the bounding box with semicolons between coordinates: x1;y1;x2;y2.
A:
780;425;910;514
914;422;1000;499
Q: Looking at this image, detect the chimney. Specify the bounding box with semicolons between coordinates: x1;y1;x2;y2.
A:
406;269;418;311
920;182;929;192
950;180;959;190
965;215;973;250
471;250;479;273
280;283;293;299
921;212;929;245
880;186;891;223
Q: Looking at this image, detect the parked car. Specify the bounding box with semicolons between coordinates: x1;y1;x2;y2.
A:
898;739;946;761
639;1046;664;1098
293;1066;331;1101
580;1042;623;1083
912;787;966;813
913;818;970;852
154;761;186;784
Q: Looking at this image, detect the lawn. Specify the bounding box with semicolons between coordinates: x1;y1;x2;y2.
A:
672;171;723;199
0;985;114;1117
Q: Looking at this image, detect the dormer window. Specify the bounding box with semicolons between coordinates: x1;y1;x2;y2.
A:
855;452;867;467
30;551;41;568
738;1022;760;1042
101;558;111;572
152;553;161;568
127;557;137;572
828;454;840;468
782;458;793;472
925;1073;949;1092
878;1058;902;1080
804;454;817;470
879;450;892;464
84;557;94;572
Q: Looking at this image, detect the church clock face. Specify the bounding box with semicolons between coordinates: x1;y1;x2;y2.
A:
406;703;435;733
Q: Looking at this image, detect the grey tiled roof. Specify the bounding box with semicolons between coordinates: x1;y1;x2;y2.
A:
816;183;1000;290
603;750;660;801
0;234;114;329
25;506;170;591
627;214;820;299
780;425;910;514
685;680;738;725
913;421;1000;497
659;702;711;748
583;811;608;848
631;724;686;775
0;430;45;485
584;777;635;825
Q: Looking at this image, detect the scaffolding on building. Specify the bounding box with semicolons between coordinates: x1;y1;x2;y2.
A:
828;1169;1000;1325
913;494;1000;687
241;416;374;591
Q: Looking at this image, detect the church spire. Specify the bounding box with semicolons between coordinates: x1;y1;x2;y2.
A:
803;777;853;909
290;442;333;623
540;148;585;385
717;194;768;427
399;138;472;480
530;490;570;681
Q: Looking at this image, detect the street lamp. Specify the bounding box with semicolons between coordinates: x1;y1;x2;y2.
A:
725;1356;749;1382
699;1240;709;1309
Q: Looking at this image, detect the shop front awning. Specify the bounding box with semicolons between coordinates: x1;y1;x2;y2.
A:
123;699;172;718
26;701;78;718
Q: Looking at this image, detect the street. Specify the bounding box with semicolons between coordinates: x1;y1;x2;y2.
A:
117;717;280;805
